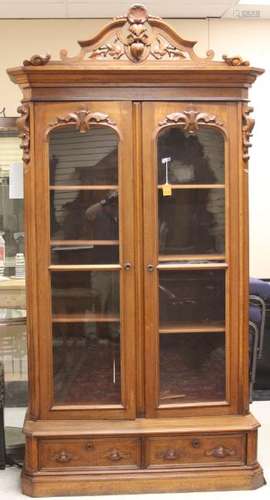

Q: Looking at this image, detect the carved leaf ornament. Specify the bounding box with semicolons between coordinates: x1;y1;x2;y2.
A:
47;110;116;136
159;109;224;135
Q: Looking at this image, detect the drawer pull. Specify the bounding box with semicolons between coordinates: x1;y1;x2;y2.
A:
107;448;127;462
205;445;236;459
160;448;180;461
52;450;76;463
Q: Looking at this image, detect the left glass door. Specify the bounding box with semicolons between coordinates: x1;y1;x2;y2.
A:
35;102;136;419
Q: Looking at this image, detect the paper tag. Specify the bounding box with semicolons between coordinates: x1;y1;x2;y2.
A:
162;183;172;196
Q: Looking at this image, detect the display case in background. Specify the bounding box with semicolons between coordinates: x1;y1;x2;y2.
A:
0;117;27;407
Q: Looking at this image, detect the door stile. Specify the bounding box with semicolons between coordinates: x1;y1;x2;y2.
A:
142;103;160;417
132;102;146;417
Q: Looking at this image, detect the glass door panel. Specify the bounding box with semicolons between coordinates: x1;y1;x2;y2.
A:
35;102;135;418
143;102;230;416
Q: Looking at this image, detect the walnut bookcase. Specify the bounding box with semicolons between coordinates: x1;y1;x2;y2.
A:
7;4;265;496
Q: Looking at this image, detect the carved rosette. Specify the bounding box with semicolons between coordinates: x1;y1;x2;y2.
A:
17;104;30;164
242;105;255;163
46;109;116;135
23;54;51;66
159;108;224;135
60;4;214;64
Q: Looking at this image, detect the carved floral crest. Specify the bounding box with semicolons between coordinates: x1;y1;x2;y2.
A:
60;4;215;64
159;108;224;135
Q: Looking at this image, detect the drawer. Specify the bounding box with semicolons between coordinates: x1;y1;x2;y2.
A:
145;433;245;468
39;437;141;470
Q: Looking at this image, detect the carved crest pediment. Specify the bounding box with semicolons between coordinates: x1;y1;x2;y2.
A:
59;4;215;64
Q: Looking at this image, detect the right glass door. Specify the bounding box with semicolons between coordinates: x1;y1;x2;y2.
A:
143;102;240;417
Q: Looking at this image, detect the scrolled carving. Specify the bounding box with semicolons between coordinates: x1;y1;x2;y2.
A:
52;450;77;463
17;104;30;164
158;448;181;461
23;54;51;66
222;54;250;67
242;105;255;163
106;448;129;462
159;107;224;135
205;445;236;459
60;4;214;64
46;109;116;136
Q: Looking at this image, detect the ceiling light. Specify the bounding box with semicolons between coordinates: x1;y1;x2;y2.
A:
238;0;270;4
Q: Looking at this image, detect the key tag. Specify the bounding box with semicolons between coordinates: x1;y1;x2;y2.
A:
161;157;172;197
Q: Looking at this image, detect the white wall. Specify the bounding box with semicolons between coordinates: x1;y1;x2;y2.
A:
0;18;269;277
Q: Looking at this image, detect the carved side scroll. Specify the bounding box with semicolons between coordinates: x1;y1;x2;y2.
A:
60;4;214;64
222;55;249;67
159;108;224;135
242;105;255;163
23;54;51;66
46;109;116;136
17;104;30;164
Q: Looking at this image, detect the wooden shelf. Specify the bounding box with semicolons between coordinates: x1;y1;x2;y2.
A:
157;262;228;271
51;240;119;246
49;185;118;191
159;322;225;334
158;184;225;190
52;313;120;323
49;264;121;271
159;254;225;262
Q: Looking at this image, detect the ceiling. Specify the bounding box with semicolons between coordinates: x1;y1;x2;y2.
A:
0;0;269;19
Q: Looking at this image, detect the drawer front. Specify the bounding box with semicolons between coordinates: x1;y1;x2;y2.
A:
39;437;140;470
145;433;245;468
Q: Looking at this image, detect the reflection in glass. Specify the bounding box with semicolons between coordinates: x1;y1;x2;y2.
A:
159;333;225;404
51;271;120;318
159;270;225;327
159;189;225;255
53;323;121;405
49;126;118;186
51;245;119;265
158;127;224;185
50;190;119;263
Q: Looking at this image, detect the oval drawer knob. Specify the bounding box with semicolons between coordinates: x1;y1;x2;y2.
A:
161;448;180;461
205;445;236;459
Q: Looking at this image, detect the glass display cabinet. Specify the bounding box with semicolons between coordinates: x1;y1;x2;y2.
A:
7;4;265;496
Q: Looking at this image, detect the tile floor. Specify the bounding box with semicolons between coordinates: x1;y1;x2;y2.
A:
1;402;270;499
